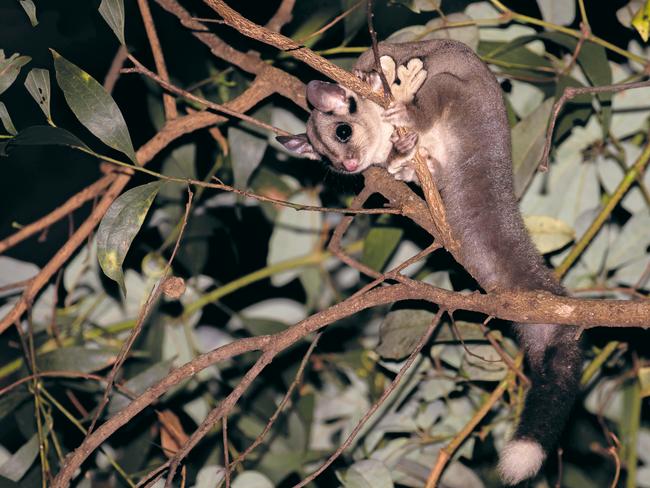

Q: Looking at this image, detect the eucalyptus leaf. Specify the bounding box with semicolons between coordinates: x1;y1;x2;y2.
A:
617;0;644;29
99;0;126;45
536;0;575;26
108;360;174;414
97;182;162;293
0;432;43;481
377;309;435;360
7;125;88;151
388;13;479;51
229;126;268;189
0;102;17;135
51;49;136;161
0;52;31;95
231;471;274;488
267;191;322;287
390;0;441;13
192;465;226;488
362;227;403;272
341;459;394;488
37;346;117;373
512;97;554;198
18;0;38;26
524;215;575;254
24;68;51;120
460;344;507;381
605;209;650;270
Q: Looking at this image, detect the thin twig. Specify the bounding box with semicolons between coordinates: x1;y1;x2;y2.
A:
137;0;178;119
229;333;321;469
540;80;650;171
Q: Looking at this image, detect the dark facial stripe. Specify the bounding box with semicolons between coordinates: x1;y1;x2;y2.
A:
348;96;357;114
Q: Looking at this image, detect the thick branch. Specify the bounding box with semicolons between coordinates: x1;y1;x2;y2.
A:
51;279;649;486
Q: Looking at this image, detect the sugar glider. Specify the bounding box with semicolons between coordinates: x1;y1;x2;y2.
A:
277;39;583;485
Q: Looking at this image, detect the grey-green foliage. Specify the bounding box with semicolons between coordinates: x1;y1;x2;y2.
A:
0;1;648;488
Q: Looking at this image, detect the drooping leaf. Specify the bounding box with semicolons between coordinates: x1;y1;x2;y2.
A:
108;359;174;414
24;68;52;121
97;182;162;293
18;0;38;27
536;0;576;25
377;309;435;360
229;126;268;189
37;346;117;373
460;344;507;381
605;209;650;270
524;215;575;254
538;32;613;133
267;191;322;287
478;40;554;81
553;75;593;142
193;465;226;488
51;49;136;161
0;52;31;95
362;227;403;272
511;97;554;198
5;125;88;152
339;459;394;488
617;0;644;29
0;432;44;481
0;102;17;135
99;0;126;45
231;471;274;488
389;0;441;13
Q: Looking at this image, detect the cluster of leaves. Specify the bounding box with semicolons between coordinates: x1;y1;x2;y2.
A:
0;0;649;487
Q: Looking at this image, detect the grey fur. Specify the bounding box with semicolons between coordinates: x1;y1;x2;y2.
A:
278;39;583;484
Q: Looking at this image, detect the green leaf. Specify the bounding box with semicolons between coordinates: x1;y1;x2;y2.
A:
24;68;52;121
51;49;136;161
37;346;117;373
0;102;17;135
194;465;226;488
0;432;43;481
361;227;403;272
478;40;554;81
97;182;162;293
538;32;613;133
228;127;268;189
511;97;554;198
377;309;435;360
553;75;593;142
6;125;88;151
524;215;575;254
0;52;31;95
99;0;126;45
18;0;38;27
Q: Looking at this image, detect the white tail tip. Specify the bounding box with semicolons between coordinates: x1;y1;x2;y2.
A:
498;439;545;485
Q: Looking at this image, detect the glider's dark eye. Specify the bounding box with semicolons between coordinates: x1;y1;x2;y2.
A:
335;124;352;142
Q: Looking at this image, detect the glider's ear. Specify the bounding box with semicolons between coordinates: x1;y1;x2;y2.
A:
276;134;321;160
306;80;347;114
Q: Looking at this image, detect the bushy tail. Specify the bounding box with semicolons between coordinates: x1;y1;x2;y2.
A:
498;323;583;485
